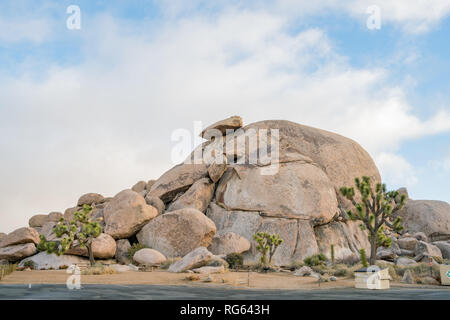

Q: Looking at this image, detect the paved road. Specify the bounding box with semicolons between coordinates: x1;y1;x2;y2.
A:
0;284;449;300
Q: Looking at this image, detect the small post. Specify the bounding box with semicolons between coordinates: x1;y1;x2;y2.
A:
247;269;250;287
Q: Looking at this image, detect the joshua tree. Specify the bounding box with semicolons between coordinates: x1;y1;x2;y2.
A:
340;176;405;265
359;249;369;268
38;204;102;266
253;232;284;267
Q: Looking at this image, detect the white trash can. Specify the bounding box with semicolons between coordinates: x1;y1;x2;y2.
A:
354;267;391;290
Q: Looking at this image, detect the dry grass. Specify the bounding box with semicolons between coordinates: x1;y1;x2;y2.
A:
81;265;117;275
184;274;200;281
159;257;181;270
0;264;16;281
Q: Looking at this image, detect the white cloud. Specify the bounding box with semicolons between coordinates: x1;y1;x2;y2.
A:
375;152;418;189
429;155;450;172
1;8;450;233
276;0;450;33
0;18;52;44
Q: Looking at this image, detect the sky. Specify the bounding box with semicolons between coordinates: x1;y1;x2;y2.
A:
1;0;450;234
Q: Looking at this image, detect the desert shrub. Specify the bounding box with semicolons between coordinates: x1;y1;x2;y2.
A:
288;260;304;271
81;265;117;275
225;253;243;270
127;243;148;261
332;264;350;277
184;274;200;281
303;253;327;267
23;260;35;270
159;257;181;270
206;256;229;269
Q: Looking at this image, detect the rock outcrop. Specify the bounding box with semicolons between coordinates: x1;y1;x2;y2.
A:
19;251;89;270
398;200;450;241
115;239;132;264
168;247;213;273
66;233;117;259
0;227;40;248
167;178;215;213
208;231;251;255
77;193;105;206
133;248;166;266
0;243;37;262
4;116;448;269
137;208;216;257
147;163;208;203
103;189;158;239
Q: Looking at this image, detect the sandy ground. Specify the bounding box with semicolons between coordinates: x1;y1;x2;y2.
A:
2;270;446;291
0;269;357;290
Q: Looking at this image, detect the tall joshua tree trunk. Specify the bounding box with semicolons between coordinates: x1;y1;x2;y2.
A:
86;239;95;266
370;232;377;266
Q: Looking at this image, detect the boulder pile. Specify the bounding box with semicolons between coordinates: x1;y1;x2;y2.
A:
1;117;449;271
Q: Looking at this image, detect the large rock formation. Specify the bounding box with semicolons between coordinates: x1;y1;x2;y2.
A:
137;208;216;258
133;248;166;266
66;233;117;259
167;178;215;213
146;163;208;203
6;117;449;268
398;200;450;241
168;247;213;272
0;227;40;248
103;189;158;239
19;251;89;270
0;243;37;262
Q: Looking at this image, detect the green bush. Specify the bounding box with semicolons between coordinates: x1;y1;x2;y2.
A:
303;253;327;267
127;243;148;261
225;253;243;270
333;264;350;277
23;260;35;270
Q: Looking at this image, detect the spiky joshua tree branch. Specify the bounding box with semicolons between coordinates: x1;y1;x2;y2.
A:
340;176;405;266
37;204;102;266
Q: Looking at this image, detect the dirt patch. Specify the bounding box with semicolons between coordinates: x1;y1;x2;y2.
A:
0;269;356;290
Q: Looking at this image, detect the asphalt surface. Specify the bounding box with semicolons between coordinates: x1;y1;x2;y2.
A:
0;284;449;300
